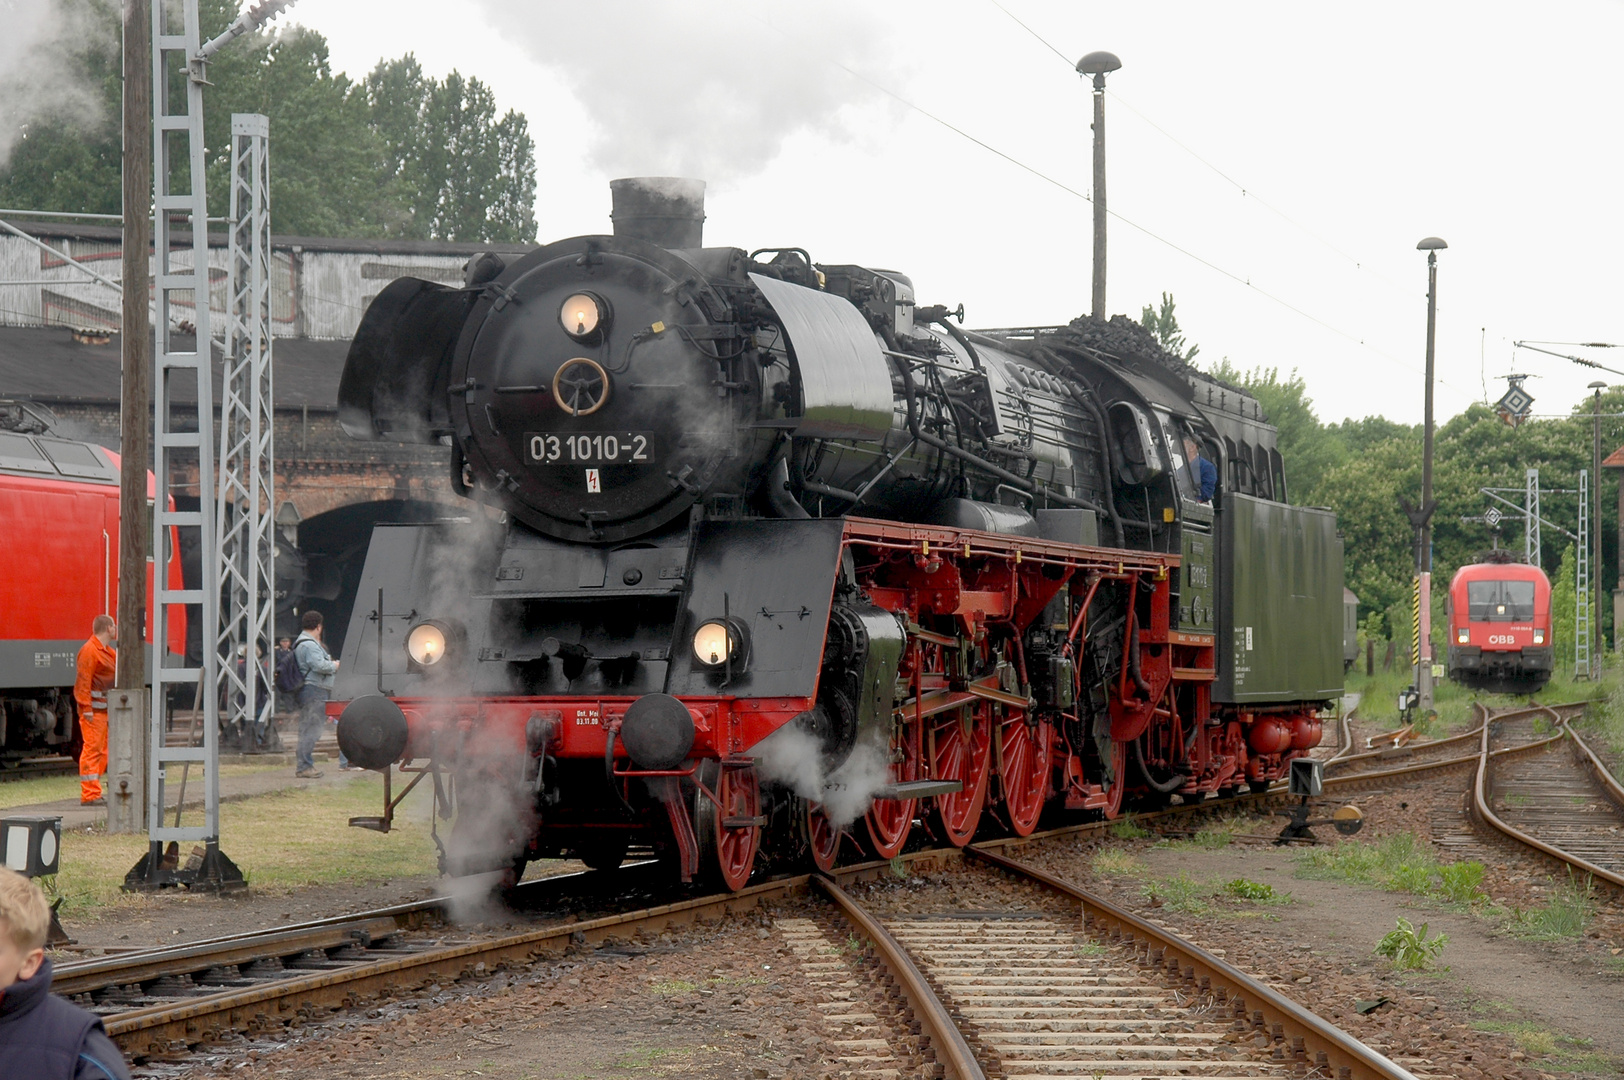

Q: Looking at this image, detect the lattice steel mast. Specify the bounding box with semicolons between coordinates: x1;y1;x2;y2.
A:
216;114;275;747
1578;469;1591;679
1525;468;1541;567
130;0;289;890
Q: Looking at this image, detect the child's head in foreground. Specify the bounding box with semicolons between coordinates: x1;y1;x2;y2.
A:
0;867;48;991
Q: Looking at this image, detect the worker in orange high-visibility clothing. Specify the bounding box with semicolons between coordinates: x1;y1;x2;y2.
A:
73;614;117;806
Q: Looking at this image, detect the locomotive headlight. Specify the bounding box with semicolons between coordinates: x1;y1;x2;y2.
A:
560;292;608;341
1533;628;1545;644
1457;628;1470;644
407;621;450;667
693;620;734;667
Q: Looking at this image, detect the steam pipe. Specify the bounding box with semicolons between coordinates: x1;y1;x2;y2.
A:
910;427;1107;515
927;312;985;375
1127;626;1151;696
765;452;810;519
1132;736;1187;794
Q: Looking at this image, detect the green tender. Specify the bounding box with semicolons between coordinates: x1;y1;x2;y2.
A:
1215;493;1344;703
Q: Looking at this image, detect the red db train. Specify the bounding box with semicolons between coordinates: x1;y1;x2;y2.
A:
0;417;186;763
1446;561;1553;694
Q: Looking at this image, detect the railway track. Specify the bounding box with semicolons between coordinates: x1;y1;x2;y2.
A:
87;699;1605;1073
1471;704;1624;891
0;752;76;781
815;847;1427;1080
80;837;1426;1078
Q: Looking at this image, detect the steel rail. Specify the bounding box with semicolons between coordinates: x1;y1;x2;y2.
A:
814;875;985;1080
1569;722;1624;808
963;845;1422;1080
1470;706;1624;891
105;873;807;1059
92;698;1599;1060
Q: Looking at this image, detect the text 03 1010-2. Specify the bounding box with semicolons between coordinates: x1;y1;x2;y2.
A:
527;432;653;465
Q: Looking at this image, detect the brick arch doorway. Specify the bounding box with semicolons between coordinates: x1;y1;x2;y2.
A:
289;498;461;653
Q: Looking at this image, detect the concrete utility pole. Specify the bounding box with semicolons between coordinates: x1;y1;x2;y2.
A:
111;0;152;835
1416;237;1447;711
1076;51;1120;320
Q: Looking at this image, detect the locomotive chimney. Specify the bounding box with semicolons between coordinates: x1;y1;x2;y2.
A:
609;177;705;249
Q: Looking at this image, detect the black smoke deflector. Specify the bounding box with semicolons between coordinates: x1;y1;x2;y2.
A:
338;277;480;443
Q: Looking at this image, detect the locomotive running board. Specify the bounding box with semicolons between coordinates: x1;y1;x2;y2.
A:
874;779;963;800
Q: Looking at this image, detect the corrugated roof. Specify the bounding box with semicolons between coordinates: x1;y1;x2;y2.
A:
0;325;348;409
8;221;537;257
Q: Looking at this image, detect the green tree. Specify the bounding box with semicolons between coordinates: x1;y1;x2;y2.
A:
0;1;536;244
1207;361;1345;506
198;0;408;238
365;57;536;243
1551;543;1577;667
0;0;122;217
1140;292;1199;362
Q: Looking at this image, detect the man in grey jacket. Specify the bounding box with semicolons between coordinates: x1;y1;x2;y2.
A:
292;610;339;778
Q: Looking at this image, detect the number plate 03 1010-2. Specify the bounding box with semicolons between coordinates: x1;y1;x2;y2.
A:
526;431;655;465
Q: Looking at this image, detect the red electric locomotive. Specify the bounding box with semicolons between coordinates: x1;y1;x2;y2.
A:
1446;561;1553;694
0;419;186;762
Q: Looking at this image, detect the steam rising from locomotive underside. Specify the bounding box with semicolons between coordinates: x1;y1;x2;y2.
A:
332;178;1344;889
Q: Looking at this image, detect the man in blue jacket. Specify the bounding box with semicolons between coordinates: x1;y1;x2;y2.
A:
1183;437;1218;503
292;610;340;779
0;868;130;1078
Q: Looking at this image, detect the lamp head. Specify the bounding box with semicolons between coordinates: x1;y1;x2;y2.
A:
1589;381;1607;391
1416;237;1448;251
1076;50;1122;77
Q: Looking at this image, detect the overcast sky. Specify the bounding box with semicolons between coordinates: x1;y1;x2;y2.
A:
294;0;1623;427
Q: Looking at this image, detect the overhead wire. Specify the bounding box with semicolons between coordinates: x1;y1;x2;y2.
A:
972;2;1517;397
750;11;1463;392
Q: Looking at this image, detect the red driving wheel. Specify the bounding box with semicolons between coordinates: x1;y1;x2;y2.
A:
1103;738;1128;820
864;721;920;859
695;760;760;892
997;712;1053;837
926;701;992;846
803;798;842;873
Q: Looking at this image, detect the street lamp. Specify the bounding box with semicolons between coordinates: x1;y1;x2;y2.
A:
1076;50;1121;319
1415;236;1447;711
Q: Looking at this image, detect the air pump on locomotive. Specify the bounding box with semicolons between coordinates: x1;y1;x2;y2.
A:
332;178;1344;889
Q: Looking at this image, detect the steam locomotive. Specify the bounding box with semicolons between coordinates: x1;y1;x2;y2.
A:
332;178;1343;889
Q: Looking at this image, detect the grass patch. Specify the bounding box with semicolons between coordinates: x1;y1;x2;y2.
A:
614;1046;691;1069
1223;878;1274;900
1091;849;1143;876
42;773;441;918
1072;941;1108;958
1507;872;1596;940
1469;1020;1609;1070
0;763;285;811
1109;815;1151;839
1343;661;1609;734
1158;821;1239;852
1141;871;1210;914
1296;832;1488;906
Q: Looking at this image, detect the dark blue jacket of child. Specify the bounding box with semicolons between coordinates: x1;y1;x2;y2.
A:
0;958;131;1079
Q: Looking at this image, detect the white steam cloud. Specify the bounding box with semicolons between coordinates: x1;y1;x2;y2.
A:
472;0;907;181
754;721;894;830
0;0;112;170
